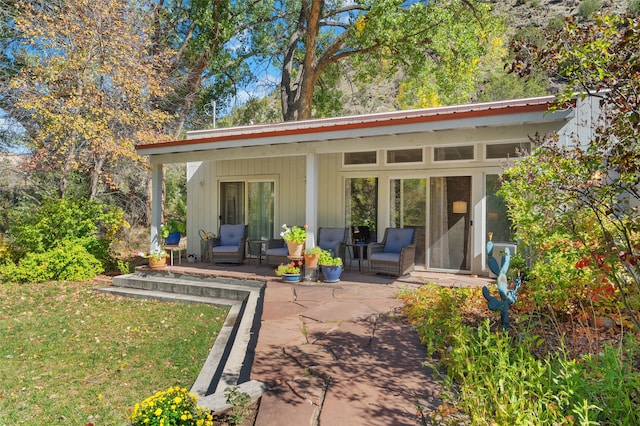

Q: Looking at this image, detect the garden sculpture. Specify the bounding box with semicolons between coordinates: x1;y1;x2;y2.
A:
482;233;523;330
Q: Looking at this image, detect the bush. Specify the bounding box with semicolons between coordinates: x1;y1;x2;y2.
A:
0;241;104;283
129;386;213;426
7;197;125;258
578;0;602;19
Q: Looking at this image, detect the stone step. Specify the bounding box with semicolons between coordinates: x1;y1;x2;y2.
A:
132;268;265;289
95;286;242;308
112;273;256;301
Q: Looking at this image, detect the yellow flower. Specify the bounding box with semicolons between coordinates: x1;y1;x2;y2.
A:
181;414;188;421
174;396;182;404
154;407;163;416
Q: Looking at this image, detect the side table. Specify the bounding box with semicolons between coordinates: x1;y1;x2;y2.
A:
348;242;367;272
248;240;268;265
164;244;185;266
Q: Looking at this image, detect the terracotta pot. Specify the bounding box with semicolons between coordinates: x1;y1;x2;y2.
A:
148;257;167;269
304;253;319;269
286;241;304;257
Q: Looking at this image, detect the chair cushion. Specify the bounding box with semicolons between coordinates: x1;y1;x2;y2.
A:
266;247;288;256
383;228;414;253
213;245;240;253
220;224;245;246
318;228;345;251
370;252;400;262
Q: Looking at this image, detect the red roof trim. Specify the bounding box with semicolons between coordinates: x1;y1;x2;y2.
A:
136;97;566;152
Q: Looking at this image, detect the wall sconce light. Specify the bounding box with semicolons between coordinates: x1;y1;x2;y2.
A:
452;201;467;214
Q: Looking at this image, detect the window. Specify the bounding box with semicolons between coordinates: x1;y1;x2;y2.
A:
433;146;474;161
486;142;531;159
387;148;423;164
486;174;512;243
344;151;377;165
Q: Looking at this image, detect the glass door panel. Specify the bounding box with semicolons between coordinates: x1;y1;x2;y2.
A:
429;176;471;271
247;181;275;241
220;181;245;225
345;177;378;240
390;179;427;267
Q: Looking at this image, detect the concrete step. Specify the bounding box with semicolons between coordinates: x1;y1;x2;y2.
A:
132;268;265;289
112;273;256;301
96;286;242;307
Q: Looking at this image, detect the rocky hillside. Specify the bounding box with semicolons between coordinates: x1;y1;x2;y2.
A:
489;0;630;30
336;0;632;116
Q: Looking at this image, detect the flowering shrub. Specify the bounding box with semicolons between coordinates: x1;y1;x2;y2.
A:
129;386;213;426
280;224;307;244
275;261;302;276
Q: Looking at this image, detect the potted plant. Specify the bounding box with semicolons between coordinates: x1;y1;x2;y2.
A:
161;219;186;245
139;248;169;269
319;249;343;283
275;261;303;283
303;246;323;269
280;224;307;257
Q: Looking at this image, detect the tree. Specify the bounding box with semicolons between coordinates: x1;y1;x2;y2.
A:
505;14;640;330
9;0;173;199
248;0;505;121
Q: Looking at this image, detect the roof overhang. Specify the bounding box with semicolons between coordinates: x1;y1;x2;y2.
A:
136;96;574;157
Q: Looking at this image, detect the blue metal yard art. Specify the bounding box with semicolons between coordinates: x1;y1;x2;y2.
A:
482;233;523;330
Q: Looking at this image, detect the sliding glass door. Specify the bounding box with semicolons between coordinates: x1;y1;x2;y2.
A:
429;176;471;271
220;180;275;240
390;178;427;267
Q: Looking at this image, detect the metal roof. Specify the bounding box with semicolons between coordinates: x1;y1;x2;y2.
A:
136;95;571;156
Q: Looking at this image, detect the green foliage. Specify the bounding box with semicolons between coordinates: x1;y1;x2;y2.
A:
161;218;186;238
578;0;603;19
400;286;639;424
631;0;640;15
0;240;103;283
318;248;343;266
164;164;187;222
224;386;252;425
399;284;470;358
6;197;125;259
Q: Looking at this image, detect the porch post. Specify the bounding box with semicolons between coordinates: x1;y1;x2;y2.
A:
150;163;163;252
305;153;318;233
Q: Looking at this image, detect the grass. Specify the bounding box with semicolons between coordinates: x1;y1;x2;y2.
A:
0;280;229;425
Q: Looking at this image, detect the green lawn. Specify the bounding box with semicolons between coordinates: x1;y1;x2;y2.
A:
0;280;229;425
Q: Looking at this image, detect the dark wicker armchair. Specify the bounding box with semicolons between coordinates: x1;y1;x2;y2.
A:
368;228;416;276
210;224;248;264
265;239;289;266
317;227;348;262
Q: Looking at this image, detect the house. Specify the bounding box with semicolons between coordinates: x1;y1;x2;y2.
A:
135;94;599;276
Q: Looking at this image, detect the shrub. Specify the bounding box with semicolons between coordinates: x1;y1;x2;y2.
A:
0;241;103;283
631;0;640;15
578;0;602;19
399;284;473;358
129;386;213;426
6;197;126;262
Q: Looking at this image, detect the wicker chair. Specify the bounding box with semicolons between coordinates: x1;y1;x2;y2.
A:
265;239;289;266
368;228;416;276
317;227;348;262
210;224;248;264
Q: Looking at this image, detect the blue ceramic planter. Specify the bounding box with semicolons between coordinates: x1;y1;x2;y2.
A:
165;231;181;245
321;265;342;283
281;274;301;283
